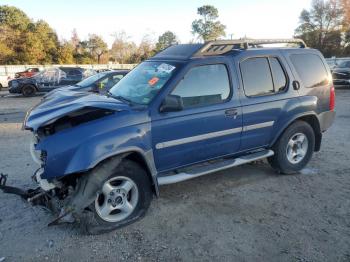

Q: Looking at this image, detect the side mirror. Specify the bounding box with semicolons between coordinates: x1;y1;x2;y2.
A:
160;95;184;113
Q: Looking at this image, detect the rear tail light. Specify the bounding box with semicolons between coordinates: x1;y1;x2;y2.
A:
330;86;335;111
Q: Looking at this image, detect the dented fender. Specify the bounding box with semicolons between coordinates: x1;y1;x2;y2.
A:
35;110;153;179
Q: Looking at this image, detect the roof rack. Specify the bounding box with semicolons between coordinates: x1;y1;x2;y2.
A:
193;39;307;57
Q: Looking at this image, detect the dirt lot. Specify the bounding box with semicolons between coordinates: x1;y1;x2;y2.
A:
0;90;349;262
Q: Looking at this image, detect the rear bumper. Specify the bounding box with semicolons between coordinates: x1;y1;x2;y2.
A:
318;110;335;132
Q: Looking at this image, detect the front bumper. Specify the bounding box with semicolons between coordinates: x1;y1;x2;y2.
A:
29;135;56;191
33;168;56;191
9;87;20;93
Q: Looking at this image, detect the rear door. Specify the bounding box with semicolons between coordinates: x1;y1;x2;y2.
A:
151;60;242;172
236;51;300;151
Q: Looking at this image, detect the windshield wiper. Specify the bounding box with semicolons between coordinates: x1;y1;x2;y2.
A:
107;91;133;105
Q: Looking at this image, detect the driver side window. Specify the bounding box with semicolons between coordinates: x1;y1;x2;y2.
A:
171;64;230;109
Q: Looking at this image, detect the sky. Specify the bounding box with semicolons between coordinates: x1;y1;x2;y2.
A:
1;0;313;47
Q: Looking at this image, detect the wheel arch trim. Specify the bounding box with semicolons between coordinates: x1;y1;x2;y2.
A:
88;147;159;196
270;112;321;151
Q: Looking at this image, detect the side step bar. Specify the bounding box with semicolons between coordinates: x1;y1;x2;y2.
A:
158;150;274;185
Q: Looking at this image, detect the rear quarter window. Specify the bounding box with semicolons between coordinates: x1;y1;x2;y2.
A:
290;54;329;88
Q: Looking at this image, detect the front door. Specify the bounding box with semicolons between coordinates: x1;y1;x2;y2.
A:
151;63;242;172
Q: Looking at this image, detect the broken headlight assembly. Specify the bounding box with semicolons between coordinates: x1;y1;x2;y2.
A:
29;134;46;165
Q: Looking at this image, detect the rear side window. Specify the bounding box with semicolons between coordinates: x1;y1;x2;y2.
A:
290;54;329;88
240;57;274;96
67;69;82;78
270;58;287;92
172;64;230;108
240;57;288;97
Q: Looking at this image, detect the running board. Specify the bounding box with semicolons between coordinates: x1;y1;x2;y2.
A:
157;150;274;185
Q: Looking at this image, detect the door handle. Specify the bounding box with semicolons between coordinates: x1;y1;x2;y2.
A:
292;80;300;90
225;108;238;118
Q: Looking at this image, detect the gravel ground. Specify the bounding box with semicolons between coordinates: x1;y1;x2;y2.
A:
0;90;349;262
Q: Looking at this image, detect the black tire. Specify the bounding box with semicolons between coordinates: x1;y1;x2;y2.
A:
21;84;36;97
82;159;152;235
268;121;315;174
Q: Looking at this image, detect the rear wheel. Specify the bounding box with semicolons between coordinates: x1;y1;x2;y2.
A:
22;85;36;97
82;159;152;234
268;121;315;174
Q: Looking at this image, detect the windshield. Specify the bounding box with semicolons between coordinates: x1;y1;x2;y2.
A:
109;61;178;105
76;72;106;87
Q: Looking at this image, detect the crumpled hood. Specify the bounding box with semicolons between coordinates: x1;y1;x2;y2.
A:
43;85;88;99
24;91;130;131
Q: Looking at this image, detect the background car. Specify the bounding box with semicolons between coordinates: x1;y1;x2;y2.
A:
54;70;128;93
8;67;95;96
0;75;12;90
332;60;350;88
15;67;40;78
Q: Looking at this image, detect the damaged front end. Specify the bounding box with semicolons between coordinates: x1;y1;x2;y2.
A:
1;92;142;226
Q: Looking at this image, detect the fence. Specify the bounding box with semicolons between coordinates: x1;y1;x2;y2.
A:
0;64;137;77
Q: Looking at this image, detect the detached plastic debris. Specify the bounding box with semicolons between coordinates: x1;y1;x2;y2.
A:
0;173;51;207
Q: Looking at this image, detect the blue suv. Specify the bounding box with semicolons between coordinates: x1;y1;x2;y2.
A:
23;39;335;234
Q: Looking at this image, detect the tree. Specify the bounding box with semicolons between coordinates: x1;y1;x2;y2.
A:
87;34;108;64
134;34;156;63
0;39;14;64
0;6;32;64
110;31;137;64
191;5;226;41
155;31;178;52
0;6;60;64
58;41;75;64
295;0;348;57
74;40;93;64
70;29;80;49
342;0;350;25
32;20;59;63
0;5;31;31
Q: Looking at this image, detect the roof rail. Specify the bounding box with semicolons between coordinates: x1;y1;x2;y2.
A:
194;39;307;57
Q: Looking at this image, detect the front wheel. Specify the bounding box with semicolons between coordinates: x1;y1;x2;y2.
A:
268;121;315;174
22;85;36;97
83;159;152;234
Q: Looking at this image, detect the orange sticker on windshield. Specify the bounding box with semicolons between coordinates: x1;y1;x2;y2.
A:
148;77;159;86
